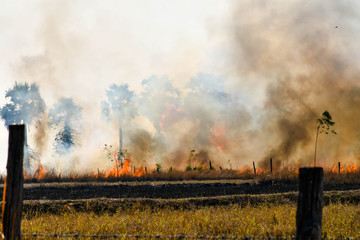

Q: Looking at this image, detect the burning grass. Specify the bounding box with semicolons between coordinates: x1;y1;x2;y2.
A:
16;198;360;239
15;163;360;185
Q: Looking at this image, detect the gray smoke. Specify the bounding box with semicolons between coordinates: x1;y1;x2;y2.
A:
48;97;83;155
2;1;360;174
230;1;360;168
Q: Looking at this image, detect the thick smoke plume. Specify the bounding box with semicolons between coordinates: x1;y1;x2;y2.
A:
231;1;360;168
1;1;360;174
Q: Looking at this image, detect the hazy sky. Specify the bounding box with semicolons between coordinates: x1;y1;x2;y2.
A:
0;1;236;172
1;0;360;174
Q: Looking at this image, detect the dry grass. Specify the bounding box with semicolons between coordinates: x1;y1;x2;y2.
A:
9;165;359;184
18;202;360;239
21;169;253;183
19;190;360;216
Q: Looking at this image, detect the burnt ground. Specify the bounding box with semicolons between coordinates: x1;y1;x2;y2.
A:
2;179;359;200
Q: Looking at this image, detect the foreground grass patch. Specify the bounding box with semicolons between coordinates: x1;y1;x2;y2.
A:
21;203;360;239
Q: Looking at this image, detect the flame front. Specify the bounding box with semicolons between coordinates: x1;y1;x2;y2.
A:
34;163;47;179
103;153;146;178
330;164;359;174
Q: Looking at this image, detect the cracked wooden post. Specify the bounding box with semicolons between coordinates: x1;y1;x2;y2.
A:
2;125;25;240
296;167;324;240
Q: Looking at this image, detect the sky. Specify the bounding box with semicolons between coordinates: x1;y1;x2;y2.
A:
1;0;360;174
0;0;237;173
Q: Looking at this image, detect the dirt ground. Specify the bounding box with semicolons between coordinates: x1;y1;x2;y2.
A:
2;179;358;200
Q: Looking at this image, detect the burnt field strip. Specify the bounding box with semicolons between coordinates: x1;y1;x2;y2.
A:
1;180;360;200
21;189;360;216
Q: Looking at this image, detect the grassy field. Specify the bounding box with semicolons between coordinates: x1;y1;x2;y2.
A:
20;201;360;239
4;190;355;239
1;167;359;239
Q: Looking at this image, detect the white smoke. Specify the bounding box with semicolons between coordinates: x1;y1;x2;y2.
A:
1;1;360;174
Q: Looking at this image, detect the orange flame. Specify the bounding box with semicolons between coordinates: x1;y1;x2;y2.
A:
345;164;359;173
103;154;147;178
34;163;47;179
328;163;359;174
238;166;252;174
133;168;146;177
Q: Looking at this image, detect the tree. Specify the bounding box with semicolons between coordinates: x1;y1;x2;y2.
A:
140;76;181;133
101;84;138;163
314;110;336;166
0;82;46;172
0;82;45;127
101;84;137;123
48;98;82;155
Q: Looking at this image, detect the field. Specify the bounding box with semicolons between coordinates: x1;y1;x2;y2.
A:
21;201;360;239
1;169;360;239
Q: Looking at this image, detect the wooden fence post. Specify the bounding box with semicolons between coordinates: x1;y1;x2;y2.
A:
2;125;25;240
338;162;341;174
253;161;256;175
296;167;324;240
270;158;273;174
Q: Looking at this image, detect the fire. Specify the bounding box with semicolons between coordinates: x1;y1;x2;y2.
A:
345;164;359;173
133;168;146;177
23;162;48;180
331;164;343;173
105;157;130;178
238;166;252;174
104;153;147;178
329;163;358;174
33;163;47;179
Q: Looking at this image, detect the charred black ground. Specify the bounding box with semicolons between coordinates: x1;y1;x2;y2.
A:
1;179;358;201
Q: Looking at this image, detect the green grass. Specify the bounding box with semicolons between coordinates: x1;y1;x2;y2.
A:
20;202;360;239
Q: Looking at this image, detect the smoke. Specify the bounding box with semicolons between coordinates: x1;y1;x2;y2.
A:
127;129;166;167
101;84;138;125
0;82;46;126
33;113;50;156
1;1;360;174
49;98;83;155
230;1;360;167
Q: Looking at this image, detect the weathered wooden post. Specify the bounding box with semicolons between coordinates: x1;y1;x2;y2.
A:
2;125;25;240
296;167;324;240
253;161;256;175
209;161;212;170
270;158;273;174
338;162;341;175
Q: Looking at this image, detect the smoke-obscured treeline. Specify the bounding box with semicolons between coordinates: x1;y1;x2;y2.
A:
2;1;360;174
1;67;359;175
0;74;254;174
